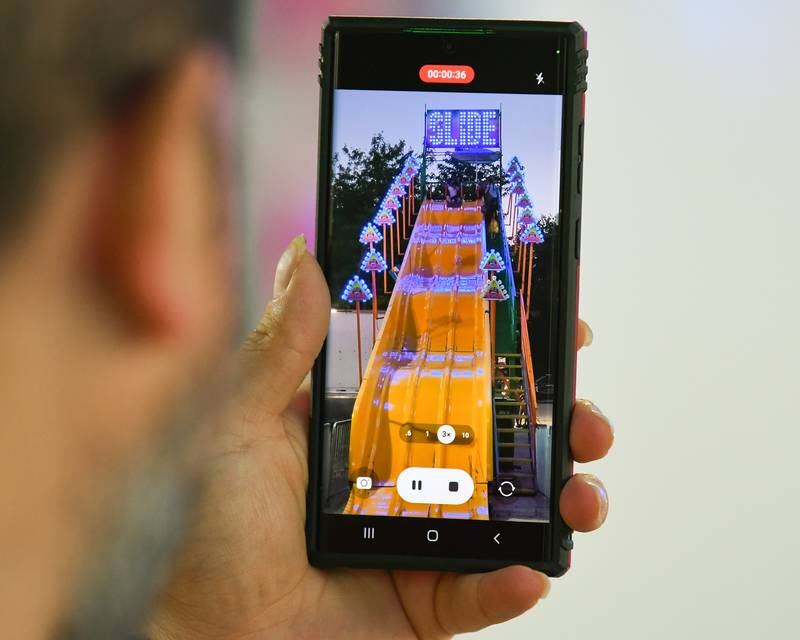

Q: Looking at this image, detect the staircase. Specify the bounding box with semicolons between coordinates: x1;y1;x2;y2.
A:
492;353;537;497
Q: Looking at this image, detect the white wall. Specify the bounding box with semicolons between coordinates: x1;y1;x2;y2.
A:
459;1;800;639
326;309;385;392
246;1;800;638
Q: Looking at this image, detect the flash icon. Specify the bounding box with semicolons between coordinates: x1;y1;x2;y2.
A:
536;72;544;85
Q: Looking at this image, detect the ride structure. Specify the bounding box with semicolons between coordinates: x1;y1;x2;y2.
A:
332;110;549;521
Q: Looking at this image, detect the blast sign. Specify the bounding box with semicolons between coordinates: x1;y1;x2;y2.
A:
425;109;501;149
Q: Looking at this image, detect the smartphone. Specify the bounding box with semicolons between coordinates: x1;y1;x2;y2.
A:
307;17;587;576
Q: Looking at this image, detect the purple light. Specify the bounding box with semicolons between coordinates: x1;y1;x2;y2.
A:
360;248;388;272
482;275;510;301
506;156;523;173
517;208;536;225
374;208;395;226
341;275;373;303
359;223;382;245
383;195;401;210
425;109;501;148
519;221;545;245
480;250;506;272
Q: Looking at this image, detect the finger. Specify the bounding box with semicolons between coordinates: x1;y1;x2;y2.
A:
240;235;330;414
559;473;609;532
433;566;550;635
570;399;614;463
576;319;593;350
288;374;312;419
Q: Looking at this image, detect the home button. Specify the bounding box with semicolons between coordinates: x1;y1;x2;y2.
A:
426;529;439;543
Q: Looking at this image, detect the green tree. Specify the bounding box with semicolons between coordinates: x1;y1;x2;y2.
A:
328;133;415;309
428;152;509;200
526;214;559;379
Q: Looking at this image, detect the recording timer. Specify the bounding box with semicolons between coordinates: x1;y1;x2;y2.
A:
419;64;475;84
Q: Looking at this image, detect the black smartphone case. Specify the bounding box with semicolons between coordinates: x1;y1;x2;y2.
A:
307;16;587;577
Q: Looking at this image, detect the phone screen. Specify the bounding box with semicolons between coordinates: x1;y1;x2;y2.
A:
314;25;573;564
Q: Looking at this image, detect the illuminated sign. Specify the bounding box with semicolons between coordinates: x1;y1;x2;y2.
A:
425;109;501;149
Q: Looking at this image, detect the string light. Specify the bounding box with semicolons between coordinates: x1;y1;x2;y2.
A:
341;275;373;303
481;275;510;301
519;221;545;245
516;208;536;226
383;194;401;210
359;223;382;245
374;208;395;226
360;248;388;272
516;194;533;209
480;250;506;272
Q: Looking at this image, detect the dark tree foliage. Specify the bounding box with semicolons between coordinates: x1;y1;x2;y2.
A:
427;152;509;200
523;214;560;380
329;133;415;309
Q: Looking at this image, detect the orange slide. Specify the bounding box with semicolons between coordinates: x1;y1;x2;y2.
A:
344;200;494;519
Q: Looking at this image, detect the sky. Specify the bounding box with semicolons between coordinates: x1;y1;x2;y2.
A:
332;89;564;219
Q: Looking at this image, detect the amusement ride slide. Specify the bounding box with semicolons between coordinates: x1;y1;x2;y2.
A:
345;199;494;519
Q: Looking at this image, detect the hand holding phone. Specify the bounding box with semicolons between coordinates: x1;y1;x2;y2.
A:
149;17;613;639
148;238;611;638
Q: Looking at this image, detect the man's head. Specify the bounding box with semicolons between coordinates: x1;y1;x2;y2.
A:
0;2;239;637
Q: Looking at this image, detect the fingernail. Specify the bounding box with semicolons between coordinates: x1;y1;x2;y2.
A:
581;473;609;526
274;234;306;298
576;399;614;439
538;573;551;599
582;321;594;347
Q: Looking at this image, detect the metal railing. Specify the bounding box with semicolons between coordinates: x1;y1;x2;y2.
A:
518;292;538;486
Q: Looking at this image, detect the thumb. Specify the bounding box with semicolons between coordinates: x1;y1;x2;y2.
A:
394;566;549;637
433;566;549;635
240;235;330;415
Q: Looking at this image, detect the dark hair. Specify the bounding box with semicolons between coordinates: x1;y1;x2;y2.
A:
0;0;238;241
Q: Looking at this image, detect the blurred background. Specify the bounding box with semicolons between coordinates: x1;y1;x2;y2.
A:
239;1;800;638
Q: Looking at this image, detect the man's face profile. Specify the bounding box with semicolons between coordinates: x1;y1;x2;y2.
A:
0;2;240;637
